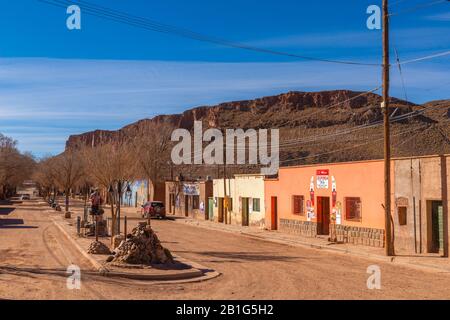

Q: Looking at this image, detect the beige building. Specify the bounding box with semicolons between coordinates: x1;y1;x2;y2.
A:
165;179;213;220
393;155;450;256
213;174;266;228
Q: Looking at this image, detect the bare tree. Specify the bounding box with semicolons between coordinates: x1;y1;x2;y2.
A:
52;149;85;212
33;156;57;200
0;134;36;199
128;122;174;200
81;142;134;240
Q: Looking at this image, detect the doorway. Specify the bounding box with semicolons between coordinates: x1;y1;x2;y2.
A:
218;198;224;223
184;195;189;217
271;197;278;230
428;200;444;254
208;197;214;221
241;198;250;226
317;196;330;235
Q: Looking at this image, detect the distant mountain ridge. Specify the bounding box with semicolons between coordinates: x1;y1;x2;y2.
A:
65;90;450;175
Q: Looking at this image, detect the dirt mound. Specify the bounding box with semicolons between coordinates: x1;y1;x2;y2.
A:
109;223;174;265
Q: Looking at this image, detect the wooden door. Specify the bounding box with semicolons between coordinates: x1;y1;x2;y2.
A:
317;197;330;235
271;197;278;230
242;198;249;226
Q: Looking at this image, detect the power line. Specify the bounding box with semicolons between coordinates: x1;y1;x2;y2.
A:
37;0;381;66
390;0;449;16
399;50;450;65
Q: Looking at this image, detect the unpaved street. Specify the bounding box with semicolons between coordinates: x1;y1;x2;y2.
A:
1;200;450;299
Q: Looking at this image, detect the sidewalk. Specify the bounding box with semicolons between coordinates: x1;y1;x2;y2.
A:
174;217;450;274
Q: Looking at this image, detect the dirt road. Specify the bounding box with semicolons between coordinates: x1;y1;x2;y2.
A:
1;200;450;299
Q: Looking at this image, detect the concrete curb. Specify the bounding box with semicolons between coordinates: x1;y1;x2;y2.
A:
50;217;221;282
50;216;107;273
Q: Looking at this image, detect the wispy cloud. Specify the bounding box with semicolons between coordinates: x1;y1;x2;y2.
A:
245;27;450;51
425;12;450;21
0;57;448;156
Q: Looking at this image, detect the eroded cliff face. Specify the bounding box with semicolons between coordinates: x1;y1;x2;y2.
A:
66;90;419;150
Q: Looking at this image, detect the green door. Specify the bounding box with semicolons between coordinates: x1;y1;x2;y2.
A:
208;198;214;221
431;201;444;254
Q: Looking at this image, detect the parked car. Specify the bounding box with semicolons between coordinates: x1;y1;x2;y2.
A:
141;201;166;219
20;194;31;200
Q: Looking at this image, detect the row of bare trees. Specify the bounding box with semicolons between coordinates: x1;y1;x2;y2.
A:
32;122;174;237
0;134;36;199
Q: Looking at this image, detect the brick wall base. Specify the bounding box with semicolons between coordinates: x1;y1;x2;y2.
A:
279;219;317;237
335;225;385;248
279;219;385;248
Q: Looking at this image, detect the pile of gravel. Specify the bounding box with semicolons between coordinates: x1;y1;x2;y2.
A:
109;223;174;265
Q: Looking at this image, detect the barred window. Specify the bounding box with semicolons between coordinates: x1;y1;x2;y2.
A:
253;198;261;212
345;197;362;221
292;195;304;215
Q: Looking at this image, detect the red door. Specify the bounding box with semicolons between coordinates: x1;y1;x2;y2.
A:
271;197;278;230
317;197;330;235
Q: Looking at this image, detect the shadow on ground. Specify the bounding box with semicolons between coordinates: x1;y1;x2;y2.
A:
174;250;301;263
0;218;38;229
0;208;15;216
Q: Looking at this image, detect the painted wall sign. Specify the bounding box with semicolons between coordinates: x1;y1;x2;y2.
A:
306;200;315;221
183;183;200;196
335;201;342;225
309;176;315;206
331;176;337;207
396;197;409;207
317;170;328;189
316;169;329;176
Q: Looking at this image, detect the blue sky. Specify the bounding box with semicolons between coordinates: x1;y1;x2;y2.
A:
0;0;448;156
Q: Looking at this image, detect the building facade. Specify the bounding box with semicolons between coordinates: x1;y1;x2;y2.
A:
264;155;450;254
265;160;387;248
122;180;165;208
393;155;450;256
212;174;266;227
165;179;213;220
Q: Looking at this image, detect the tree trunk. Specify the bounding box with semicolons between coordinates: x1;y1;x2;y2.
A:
65;189;70;212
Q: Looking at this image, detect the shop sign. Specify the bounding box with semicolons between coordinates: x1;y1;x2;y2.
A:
316;169;329;189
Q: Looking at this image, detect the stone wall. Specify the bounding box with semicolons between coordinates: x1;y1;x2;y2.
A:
279;219;317;237
335;225;385;248
279;218;385;248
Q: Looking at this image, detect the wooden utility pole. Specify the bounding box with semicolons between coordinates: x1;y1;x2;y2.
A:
223;160;228;224
383;0;394;256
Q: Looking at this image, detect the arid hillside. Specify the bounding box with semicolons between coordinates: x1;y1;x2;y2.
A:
66;90;450;178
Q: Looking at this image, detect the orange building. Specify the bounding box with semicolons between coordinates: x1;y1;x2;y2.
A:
265;155;450;252
265;159;389;248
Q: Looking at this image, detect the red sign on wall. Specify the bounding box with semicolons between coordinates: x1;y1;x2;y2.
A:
316;169;329;176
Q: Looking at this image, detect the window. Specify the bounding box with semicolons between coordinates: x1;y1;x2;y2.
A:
292;195;305;215
345;197;362;221
192;195;200;209
253;198;261;212
398;207;407;225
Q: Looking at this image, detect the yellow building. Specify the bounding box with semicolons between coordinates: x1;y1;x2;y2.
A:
212;174;266;228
